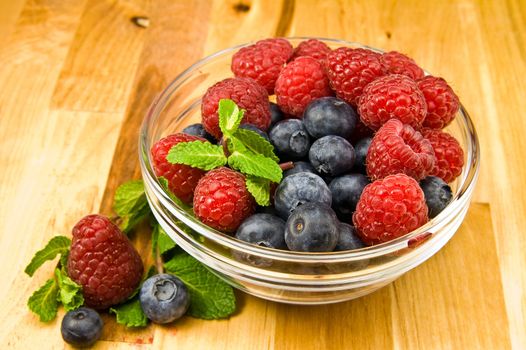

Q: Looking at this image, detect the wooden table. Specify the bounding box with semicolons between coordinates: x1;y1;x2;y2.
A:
0;1;524;348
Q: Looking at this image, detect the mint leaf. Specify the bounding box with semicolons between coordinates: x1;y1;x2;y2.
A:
233;128;279;162
28;278;60;322
152;223;176;257
110;298;148;328
113;180;151;234
24;236;71;277
164;251;236;319
55;269;84;311
246;176;271;206
120;203;151;234
228;150;282;183
218;99;244;136
167;141;226;171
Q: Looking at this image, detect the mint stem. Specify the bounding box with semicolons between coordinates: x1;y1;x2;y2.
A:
279;161;294;171
220;138;230;158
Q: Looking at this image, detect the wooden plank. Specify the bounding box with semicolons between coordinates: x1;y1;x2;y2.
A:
51;0;148;113
0;0;25;47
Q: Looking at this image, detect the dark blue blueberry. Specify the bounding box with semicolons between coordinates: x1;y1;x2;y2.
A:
140;274;190;324
352;137;372;174
285;203;339;252
329;174;369;221
61;307;103;347
182;123;216;143
419;176;453;218
303;97;357;139
335;223;366;251
274;172;332;219
269;119;311;160
236;213;286;249
309;135;355;177
239;123;270;141
283;161;316;178
269;102;285;127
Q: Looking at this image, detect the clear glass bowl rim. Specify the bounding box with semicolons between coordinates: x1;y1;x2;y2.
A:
139;37;480;264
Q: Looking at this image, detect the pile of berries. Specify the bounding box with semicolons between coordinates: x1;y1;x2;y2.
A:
152;38;465;252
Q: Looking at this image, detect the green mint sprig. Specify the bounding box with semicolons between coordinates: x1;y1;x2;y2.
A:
166;99;281;206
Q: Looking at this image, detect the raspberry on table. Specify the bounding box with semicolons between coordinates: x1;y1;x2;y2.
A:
201;77;271;139
67;215;144;310
417;76;460;129
151;133;207;204
380;51;424;80
275;56;333;117
421;128;464;183
193;167;256;233
353;174;429;245
366;119;435;181
292;39;332;63
358;74;427;130
231;38;293;94
326;47;386;106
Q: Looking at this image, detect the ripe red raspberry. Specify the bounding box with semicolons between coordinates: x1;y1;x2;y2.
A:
358;74;427;130
292;39;332;63
326;47;386;106
193;167;256;233
67;215;144;309
417;76;460;129
275;56;333;117
151;133;207;204
421;128;464;183
201;77;271;139
380;51;424;80
231;38;293;94
366;119;435;181
353;174;428;245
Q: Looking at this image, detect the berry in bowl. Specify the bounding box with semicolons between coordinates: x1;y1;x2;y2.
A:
139;38;479;304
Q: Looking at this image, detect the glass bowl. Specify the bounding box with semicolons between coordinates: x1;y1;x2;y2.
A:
139;38;480;304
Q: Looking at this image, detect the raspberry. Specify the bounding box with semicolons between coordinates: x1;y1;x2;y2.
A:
366;119;435;181
326;47;386;106
380;51;424;80
417;76;460;129
292;39;332;63
275;56;333;117
201;77;271;139
421;128;464;183
151;133;207;204
67;215;144;309
358;74;427;130
231;38;293;94
193;167;256;233
353;174;428;245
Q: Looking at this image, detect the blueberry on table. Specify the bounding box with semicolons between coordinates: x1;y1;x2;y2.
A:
239;123;270;141
285;202;340;252
352;137;372;174
274;172;332;219
419;176;453;218
335;223;366;251
140;274;190;324
182;123;216;143
61;307;103;347
236;213;286;249
329;174;369;221
303;97;357;139
283;161;317;178
269;102;285;127
269;119;311;160
309;135;356;177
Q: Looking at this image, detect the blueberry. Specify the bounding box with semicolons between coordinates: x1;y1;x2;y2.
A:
335;223;366;251
239;123;270;141
274;172;332;219
182;123;216;143
420;176;453;218
236;213;286;249
352;137;372;174
269;119;311;160
285;203;339;252
309;135;355;177
329;174;369;221
269;102;285;127
140;274;190;324
303;97;357;139
283;161;316;178
61;307;103;347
